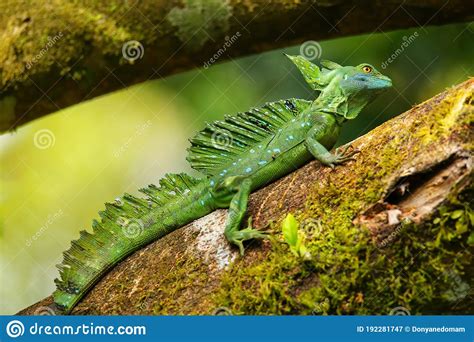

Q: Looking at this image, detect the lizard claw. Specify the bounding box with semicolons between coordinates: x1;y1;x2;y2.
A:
226;224;269;256
321;145;360;168
333;145;360;164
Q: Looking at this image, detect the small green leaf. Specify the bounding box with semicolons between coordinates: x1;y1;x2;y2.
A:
455;219;467;234
281;214;311;258
282;213;299;247
467;232;474;246
450;210;464;220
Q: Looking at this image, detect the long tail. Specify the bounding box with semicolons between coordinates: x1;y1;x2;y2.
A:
53;173;211;313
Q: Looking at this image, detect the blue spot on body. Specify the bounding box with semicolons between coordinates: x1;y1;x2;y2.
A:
288;135;294;140
250;149;255;153
210;180;215;186
273;148;281;153
258;160;267;165
200;200;205;206
245;167;252;173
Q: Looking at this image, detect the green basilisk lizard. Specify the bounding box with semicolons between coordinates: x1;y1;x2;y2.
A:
53;55;392;313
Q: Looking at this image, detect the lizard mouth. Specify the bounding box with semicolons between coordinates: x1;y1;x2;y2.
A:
349;73;392;90
377;75;392;88
365;74;392;90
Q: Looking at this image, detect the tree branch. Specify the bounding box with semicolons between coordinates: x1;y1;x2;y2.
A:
19;78;473;315
1;0;473;132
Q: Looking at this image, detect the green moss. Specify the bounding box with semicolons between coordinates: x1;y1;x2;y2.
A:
167;0;232;50
212;81;473;314
416;87;473;144
139;254;209;315
214;188;472;314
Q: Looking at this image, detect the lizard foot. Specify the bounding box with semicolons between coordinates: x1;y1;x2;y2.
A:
328;145;360;168
225;218;269;256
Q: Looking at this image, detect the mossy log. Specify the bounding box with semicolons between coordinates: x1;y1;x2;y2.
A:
20;78;473;315
1;0;474;132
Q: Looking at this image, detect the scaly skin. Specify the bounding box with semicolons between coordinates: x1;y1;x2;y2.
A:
53;55;392;313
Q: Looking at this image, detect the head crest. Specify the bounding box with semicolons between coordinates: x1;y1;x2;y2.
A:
285;54;340;91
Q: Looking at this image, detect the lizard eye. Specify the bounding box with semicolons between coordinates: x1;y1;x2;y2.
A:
362;65;372;73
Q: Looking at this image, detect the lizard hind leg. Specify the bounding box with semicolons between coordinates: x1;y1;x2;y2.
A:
221;178;268;255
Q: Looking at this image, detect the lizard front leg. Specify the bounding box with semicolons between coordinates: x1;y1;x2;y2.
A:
305;122;359;168
222;178;267;255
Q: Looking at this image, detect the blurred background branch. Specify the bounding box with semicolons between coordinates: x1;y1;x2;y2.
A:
1;0;473;132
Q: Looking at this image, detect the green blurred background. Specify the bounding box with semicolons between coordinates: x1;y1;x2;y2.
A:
1;23;472;314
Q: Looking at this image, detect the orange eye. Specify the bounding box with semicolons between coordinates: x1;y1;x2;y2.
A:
362;65;372;73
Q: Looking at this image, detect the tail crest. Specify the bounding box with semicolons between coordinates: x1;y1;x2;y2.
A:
53;173;201;312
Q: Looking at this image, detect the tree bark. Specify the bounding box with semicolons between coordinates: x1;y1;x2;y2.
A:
1;0;473;132
19;78;473;316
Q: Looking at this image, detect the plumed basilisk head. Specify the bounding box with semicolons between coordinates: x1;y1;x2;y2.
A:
286;54;392;119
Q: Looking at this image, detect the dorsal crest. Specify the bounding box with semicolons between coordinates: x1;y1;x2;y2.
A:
187;98;312;175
